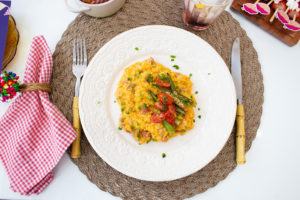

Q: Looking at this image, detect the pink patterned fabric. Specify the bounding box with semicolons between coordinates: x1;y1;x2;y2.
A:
0;36;77;195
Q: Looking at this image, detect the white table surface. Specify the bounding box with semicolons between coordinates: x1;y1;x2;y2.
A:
1;0;300;199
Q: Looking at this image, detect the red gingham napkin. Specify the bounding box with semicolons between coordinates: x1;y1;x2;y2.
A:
0;36;77;195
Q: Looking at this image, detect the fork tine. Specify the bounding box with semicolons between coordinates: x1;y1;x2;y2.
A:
83;39;87;67
80;39;83;66
73;39;76;65
76;39;80;66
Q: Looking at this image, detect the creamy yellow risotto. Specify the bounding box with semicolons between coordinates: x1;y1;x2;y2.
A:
115;57;196;144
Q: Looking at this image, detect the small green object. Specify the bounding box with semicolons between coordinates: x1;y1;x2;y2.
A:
198;108;200;111
208;73;211;75
118;96;121;99
135;47;139;51
118;127;122;130
170;55;176;58
172;65;179;70
198;115;201;119
193;119;195;123
127;77;132;81
121;102;125;106
162;120;175;136
121;108;125;112
189;73;192;78
137;129;141;134
162;153;166;158
171;59;174;61
125;111;129;114
195;91;198;94
114;100;116;103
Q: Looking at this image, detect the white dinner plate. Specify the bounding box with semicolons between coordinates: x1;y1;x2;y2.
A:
79;25;236;181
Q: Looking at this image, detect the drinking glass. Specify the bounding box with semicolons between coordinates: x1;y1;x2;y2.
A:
182;0;232;30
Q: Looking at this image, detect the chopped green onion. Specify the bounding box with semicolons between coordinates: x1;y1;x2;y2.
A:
118;96;121;99
137;129;141;133
172;65;179;70
193;119;195;123
139;70;143;74
198;115;201;119
195;91;198;94
198;108;200;111
136;122;140;126
142;103;147;108
135;47;139;51
181;129;186;132
162;153;166;158
189;73;192;78
127;77;132;81
134;73;139;78
121;108;125;112
121;102;125;106
118;127;122;130
154;109;161;114
121;119;124;123
138;106;142;110
171;59;174;61
170;55;176;58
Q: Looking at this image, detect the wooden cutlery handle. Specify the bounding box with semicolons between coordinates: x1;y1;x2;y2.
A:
71;97;81;158
236;104;246;164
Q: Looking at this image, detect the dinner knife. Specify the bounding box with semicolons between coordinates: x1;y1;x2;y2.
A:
231;38;246;165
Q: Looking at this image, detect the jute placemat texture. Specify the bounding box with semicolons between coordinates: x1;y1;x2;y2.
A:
50;0;264;199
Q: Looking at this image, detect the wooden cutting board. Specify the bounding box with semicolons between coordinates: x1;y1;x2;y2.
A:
231;0;300;46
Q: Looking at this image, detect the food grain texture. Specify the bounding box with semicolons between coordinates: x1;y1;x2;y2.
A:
115;57;196;144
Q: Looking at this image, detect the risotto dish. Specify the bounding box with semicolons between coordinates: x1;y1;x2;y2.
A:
115;57;196;144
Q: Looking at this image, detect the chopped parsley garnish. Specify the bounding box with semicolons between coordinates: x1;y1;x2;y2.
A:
138;106;142;110
162;153;166;158
121;119;124;123
189;73;192;78
195;91;198;94
118;127;122;130
121;102;125;106
198;108;200;111
146;74;154;82
130;125;135;131
125;111;129;114
127;77;132;81
137;134;141;139
172;65;179;70
139;70;143;74
134;73;139;78
170;55;176;58
198;115;201;119
135;47;139;51
171;59;174;61
121;108;125;112
136;122;140;126
137;129;141;134
193;119;195;123
142;103;148;108
154;109;161;114
131;85;136;89
148;96;153;101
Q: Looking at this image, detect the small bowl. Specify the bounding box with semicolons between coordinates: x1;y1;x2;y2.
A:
65;0;126;18
2;16;19;70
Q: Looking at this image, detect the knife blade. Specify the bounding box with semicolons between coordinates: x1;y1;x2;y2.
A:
231;37;246;165
231;38;242;103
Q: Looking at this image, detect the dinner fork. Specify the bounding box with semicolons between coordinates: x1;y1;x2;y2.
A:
71;39;87;158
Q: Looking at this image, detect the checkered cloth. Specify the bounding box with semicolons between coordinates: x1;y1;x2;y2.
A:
0;36;77;195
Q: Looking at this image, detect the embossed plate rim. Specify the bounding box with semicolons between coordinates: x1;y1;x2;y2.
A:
79;25;236;181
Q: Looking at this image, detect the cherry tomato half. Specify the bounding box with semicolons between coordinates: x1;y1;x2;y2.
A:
168;104;176;114
165;111;175;125
151;113;165;123
158;92;173;105
155;78;170;88
154;101;164;111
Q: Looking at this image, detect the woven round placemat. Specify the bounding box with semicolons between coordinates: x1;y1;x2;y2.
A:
50;0;264;199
